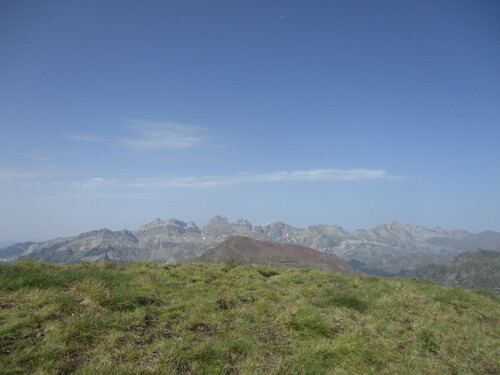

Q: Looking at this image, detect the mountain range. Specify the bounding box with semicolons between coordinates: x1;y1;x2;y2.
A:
1;216;499;275
410;249;500;293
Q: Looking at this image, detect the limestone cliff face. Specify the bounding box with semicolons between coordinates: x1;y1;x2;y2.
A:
8;229;142;264
2;217;500;274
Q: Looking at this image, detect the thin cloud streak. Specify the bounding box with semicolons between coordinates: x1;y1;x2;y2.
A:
67;134;105;142
0;168;45;180
0;167;65;180
73;177;120;191
23;153;53;162
130;168;406;189
0;169;406;198
119;121;209;150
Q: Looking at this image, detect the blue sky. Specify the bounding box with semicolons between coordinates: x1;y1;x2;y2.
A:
1;0;499;241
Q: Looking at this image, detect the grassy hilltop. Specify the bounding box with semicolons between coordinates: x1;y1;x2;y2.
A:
199;236;357;275
0;260;498;374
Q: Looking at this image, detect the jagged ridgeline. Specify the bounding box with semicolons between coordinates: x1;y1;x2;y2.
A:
1;216;500;276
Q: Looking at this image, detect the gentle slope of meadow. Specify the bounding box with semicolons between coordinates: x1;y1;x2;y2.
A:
0;259;498;374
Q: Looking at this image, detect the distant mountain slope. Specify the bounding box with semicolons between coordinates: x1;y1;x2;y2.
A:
409;249;500;293
0;219;218;265
17;229;143;264
426;230;500;252
199;236;357;275
0;242;35;263
0;241;17;249
2;216;499;274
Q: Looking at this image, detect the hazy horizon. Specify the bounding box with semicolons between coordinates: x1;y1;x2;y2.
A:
1;1;499;242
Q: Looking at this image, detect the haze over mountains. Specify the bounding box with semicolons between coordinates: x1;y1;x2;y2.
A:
410;249;500;293
2;216;499;275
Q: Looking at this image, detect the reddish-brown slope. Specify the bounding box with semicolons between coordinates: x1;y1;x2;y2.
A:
200;236;357;275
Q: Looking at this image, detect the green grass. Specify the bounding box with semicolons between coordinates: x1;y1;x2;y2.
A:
0;259;498;374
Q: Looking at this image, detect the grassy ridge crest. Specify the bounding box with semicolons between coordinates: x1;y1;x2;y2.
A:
0;259;498;374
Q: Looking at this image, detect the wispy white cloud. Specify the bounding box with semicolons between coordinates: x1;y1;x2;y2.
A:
73;177;120;191
0;168;406;198
128;168;406;189
0;168;44;180
0;166;64;180
66;120;210;151
22;153;53;162
119;120;209;150
67;134;106;142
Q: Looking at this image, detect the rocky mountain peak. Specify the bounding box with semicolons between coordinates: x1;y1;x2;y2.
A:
76;228;113;240
381;219;403;228
234;218;251;226
133;218;200;237
134;218;167;231
206;216;229;226
78;228;139;240
165;218;188;226
261;220;292;239
263;220;286;229
202;216;233;237
184;221;201;233
232;218;253;232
